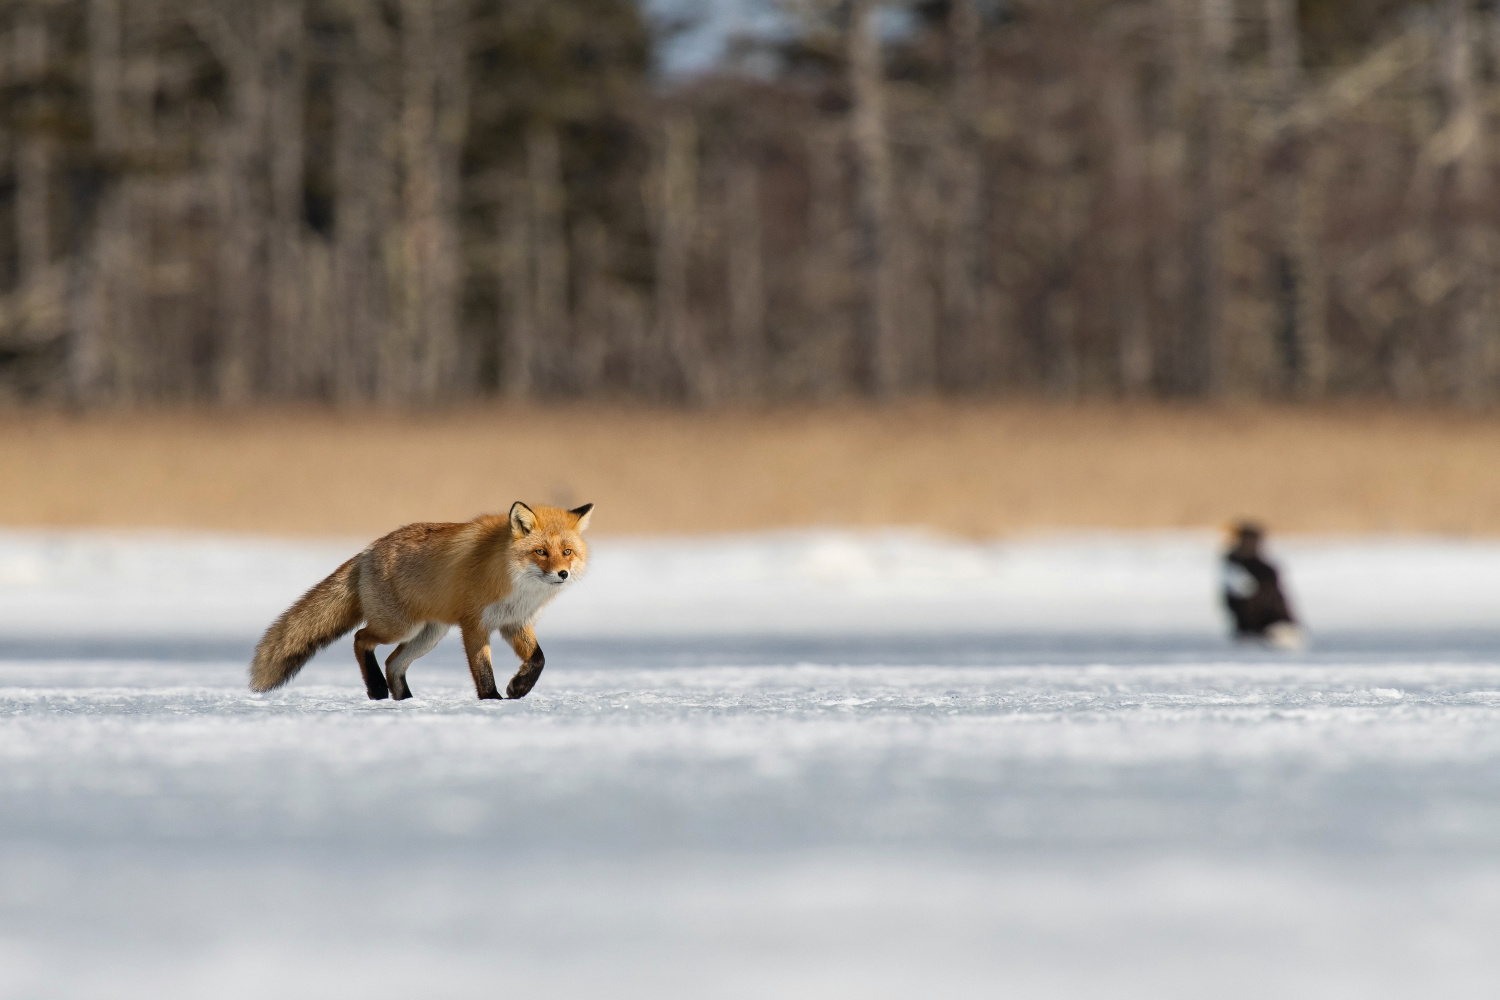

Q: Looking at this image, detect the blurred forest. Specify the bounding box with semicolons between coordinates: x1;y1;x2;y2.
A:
1;0;1499;405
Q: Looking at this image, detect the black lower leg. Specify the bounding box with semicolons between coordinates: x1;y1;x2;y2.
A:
390;673;412;700
362;649;390;700
505;645;545;699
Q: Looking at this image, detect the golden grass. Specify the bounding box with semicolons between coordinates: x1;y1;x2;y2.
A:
3;402;1500;537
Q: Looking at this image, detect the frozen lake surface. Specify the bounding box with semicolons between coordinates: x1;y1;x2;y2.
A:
5;530;1500;997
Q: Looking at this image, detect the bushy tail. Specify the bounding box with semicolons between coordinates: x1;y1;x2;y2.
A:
249;557;363;692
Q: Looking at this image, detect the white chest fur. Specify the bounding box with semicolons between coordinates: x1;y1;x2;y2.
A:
481;570;562;632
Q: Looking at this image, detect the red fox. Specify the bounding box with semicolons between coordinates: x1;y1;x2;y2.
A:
249;501;592;700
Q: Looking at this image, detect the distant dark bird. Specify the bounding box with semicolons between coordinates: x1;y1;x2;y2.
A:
1222;522;1304;649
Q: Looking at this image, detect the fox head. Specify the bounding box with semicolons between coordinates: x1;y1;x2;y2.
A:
508;501;592;586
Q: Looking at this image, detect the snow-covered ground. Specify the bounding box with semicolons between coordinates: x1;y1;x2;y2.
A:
8;528;1500;641
5;530;1500;998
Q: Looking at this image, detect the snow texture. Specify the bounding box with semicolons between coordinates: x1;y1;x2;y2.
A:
4;529;1500;998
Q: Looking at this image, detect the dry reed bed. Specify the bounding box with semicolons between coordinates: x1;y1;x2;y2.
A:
2;404;1498;537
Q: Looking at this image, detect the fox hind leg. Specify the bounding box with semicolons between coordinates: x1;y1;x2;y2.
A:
353;626;393;700
385;622;448;700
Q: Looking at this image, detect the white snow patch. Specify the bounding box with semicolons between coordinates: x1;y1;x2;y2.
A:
4;528;1500;639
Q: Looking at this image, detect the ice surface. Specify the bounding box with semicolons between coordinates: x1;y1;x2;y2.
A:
5;530;1500;998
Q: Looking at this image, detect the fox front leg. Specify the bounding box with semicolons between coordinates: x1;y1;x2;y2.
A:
460;623;503;700
501;625;545;700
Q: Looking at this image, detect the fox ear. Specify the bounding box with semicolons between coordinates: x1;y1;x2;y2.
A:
569;503;594;532
509;501;537;537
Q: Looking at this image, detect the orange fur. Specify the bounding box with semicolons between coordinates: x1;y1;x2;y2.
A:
249;501;592;700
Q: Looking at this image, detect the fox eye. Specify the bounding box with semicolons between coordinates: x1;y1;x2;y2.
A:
562;548;572;556
535;548;547;557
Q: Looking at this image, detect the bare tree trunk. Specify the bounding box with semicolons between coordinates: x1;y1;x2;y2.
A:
14;6;49;289
83;190;133;400
195;2;269;405
1149;0;1189;396
800;121;849;397
73;0;127;403
1442;0;1486;210
848;0;899;396
1293;145;1333;398
1182;0;1230;396
395;0;435;401
97;0;165;404
654;114;703;400
939;0;984;392
336;2;398;404
1265;0;1298;99
527;124;568;394
725;159;764;395
1440;0;1492;406
266;0;306;397
397;0;467;403
1263;0;1330;399
1265;0;1300;394
331;5;388;403
1102;56;1153;396
498;179;535;398
88;0;125;152
434;0;469;393
569;215;611;394
1489;2;1500;79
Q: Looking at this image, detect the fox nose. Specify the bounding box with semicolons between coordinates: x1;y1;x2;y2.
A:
557;570;568;580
